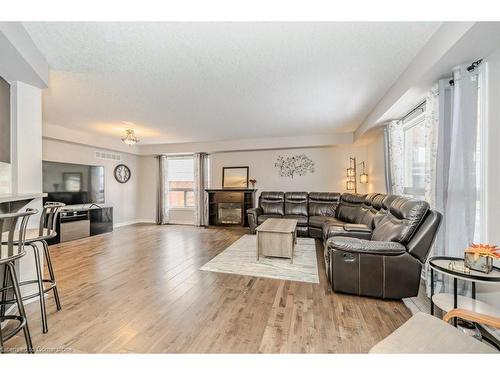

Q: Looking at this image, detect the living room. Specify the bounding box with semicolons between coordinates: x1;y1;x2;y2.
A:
1;0;500;372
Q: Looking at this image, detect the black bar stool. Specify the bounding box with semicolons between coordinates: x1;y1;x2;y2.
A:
1;202;65;334
0;208;38;354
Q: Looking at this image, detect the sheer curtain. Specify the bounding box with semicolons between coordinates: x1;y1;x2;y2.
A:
193;152;209;226
385;95;438;200
423;84;439;209
444;65;479;258
384;70;479;296
156;155;169;225
384;120;404;195
422;84;440;295
426;65;479;295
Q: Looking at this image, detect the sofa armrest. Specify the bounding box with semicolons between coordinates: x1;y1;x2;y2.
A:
343;223;371;233
327;237;406;256
247;207;262;216
324;225;372;241
246;207;262;234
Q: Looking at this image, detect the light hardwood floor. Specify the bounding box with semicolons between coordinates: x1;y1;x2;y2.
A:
6;224;411;353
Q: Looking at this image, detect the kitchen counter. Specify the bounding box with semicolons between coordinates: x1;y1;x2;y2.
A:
0;192;47;203
0;192;47;213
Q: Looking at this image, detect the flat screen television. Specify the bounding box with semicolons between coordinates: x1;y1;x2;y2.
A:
42;161;105;205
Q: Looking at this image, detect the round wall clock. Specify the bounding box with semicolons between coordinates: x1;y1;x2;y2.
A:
114;164;131;183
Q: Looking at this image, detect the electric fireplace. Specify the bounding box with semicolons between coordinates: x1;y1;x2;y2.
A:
205;189;256;227
217;203;242;224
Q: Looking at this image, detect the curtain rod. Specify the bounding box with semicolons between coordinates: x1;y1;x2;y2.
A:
449;58;483;86
401;101;426;122
467;59;483;72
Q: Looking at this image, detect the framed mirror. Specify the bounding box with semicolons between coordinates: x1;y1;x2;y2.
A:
63;172;82;192
222;166;249;189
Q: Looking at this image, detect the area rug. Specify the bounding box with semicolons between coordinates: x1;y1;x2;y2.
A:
200;234;319;284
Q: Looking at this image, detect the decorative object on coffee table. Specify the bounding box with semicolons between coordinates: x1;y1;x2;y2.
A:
464;243;500;274
274;154;314;178
256;218;297;263
222;166;249;188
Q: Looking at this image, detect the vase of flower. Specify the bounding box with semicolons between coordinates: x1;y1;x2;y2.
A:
464;244;500;274
249;179;256;189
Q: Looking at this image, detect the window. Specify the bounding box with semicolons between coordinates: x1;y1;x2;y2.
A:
402;104;428;199
398;66;487;241
167;156;194;208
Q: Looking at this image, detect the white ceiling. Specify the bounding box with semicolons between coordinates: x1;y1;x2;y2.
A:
24;22;440;145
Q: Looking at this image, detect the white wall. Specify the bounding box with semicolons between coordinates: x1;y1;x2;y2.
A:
42;138;141;226
0;23;49;302
356;22;500;139
480;47;500;309
135;155;195;225
0;162;10;193
0;22;49;89
136;155;157;223
11;82;43;195
7;81;44;297
134;142;381;224
42;140;383;226
209;145;377;199
138;141;386;224
365;132;387;194
486;49;500;245
139;133;353;155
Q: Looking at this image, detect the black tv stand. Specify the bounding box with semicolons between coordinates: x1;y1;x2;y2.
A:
47;206;113;245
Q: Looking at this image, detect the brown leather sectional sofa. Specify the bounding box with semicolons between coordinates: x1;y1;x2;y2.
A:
247;191;442;299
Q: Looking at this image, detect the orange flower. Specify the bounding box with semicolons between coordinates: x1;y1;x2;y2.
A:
465;243;500;260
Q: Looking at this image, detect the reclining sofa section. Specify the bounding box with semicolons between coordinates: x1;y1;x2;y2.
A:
247;192;441;300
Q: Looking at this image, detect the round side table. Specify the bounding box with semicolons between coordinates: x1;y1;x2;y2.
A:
429;256;500;348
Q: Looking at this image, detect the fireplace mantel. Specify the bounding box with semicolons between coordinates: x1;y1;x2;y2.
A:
205;189;257;227
205;189;257;192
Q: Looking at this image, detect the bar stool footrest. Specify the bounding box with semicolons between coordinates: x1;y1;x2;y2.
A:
0;279;57;305
0;315;27;342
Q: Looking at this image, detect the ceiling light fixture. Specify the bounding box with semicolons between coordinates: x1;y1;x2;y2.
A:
121;129;140;146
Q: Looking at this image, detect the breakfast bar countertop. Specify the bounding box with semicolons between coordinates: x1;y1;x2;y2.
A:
0;192;47;203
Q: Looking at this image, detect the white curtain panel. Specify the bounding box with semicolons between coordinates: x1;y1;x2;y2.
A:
424;84;439;209
193;152;209;226
434;78;454;250
156;154;169;225
385;120;405;195
426;66;479;296
444;65;479;258
423;83;441;295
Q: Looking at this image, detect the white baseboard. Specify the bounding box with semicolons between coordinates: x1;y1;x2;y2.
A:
113;219;155;228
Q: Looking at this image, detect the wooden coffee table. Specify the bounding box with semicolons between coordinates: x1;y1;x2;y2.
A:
255;218;297;263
